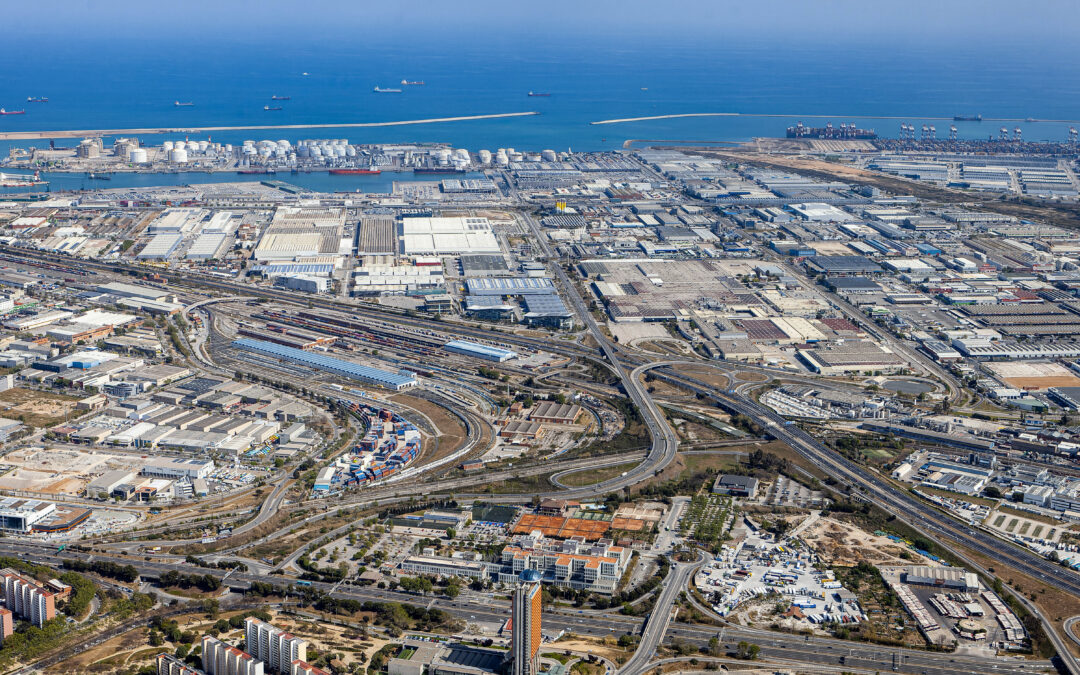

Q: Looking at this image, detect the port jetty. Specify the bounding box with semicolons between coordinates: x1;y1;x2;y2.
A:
0;111;540;141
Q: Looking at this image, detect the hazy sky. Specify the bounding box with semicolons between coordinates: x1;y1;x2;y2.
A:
9;0;1080;44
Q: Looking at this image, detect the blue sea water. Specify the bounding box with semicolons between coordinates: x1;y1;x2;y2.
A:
1;33;1077;187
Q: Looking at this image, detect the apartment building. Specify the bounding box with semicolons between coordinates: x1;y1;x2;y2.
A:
245;618;307;675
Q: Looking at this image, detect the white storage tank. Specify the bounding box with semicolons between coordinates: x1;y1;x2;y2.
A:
129;148;148;163
345;146;356;157
162;141;174;152
541;149;556;162
174;141;186;151
169;148;188;163
197;140;210;152
478;149;492;164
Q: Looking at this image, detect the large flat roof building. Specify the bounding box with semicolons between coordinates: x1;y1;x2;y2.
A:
141;457;215;480
0;498;57;532
805;255;883;275
399;217;500;255
231;338;417;390
254;207;345;261
444;340;518;362
466;277;555;296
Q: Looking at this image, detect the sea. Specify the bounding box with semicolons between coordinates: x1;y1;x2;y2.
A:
1;34;1078;193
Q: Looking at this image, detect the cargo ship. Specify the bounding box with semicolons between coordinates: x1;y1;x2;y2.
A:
86;172;111;180
26;97;48;103
174;101;194;107
786;121;876;139
413;167;464;174
0;171;46;187
373;86;402;93
264;105;283;111
400;79;425;86
953;114;982;122
270;95;290;100
237;168;276;175
329;168;381;175
0;108;26;115
528;91;551;97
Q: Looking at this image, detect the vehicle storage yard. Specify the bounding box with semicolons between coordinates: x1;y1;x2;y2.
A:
880;566;1028;652
696;531;866;626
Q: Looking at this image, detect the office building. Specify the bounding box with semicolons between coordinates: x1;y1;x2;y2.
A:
0;497;56;532
711;474;760;498
246;617;307;675
496;536;631;594
511;570;542;675
202;636;264;675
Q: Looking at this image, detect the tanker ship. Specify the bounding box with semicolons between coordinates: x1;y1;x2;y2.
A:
329;168;381;175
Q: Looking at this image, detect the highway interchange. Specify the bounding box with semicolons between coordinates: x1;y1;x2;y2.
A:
1;238;1078;674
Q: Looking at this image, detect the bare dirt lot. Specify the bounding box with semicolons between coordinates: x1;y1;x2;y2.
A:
389;392;468;465
0;387;79;427
802;516;933;567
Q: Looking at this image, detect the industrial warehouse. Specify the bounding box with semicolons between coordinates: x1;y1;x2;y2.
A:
230;338;418;389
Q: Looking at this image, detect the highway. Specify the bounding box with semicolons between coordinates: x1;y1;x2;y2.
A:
619;555;705;675
0;541;1049;675
4;230;1077;670
646;361;1080;675
517;211;681;494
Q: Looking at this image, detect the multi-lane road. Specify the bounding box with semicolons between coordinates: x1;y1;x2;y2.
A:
648;361;1080;674
0;541;1049;675
619;556;705;675
4;231;1079;671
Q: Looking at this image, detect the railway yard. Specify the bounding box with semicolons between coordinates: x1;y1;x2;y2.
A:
1;138;1080;675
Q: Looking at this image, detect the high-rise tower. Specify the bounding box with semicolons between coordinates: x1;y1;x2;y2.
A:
511;570;543;675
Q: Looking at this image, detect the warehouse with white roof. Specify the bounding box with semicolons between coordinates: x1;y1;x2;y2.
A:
443;340;518;362
399;217;500;255
137;233;184;260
